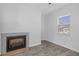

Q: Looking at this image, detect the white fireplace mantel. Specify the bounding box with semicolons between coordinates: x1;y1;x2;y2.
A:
1;32;29;55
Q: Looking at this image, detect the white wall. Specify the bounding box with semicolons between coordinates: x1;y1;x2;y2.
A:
45;4;79;52
41;14;48;40
0;3;41;53
0;6;2;55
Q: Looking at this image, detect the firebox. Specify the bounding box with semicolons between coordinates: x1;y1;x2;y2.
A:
6;35;26;52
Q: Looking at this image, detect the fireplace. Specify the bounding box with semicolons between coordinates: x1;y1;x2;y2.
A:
7;35;26;52
1;32;29;55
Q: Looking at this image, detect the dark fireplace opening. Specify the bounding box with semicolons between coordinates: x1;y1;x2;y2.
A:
6;35;26;52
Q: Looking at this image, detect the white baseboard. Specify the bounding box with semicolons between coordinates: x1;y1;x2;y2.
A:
46;40;79;53
29;42;41;47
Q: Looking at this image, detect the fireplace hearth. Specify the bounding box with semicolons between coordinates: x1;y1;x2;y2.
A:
7;35;26;52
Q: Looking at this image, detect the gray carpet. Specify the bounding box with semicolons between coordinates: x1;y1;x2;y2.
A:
17;40;79;56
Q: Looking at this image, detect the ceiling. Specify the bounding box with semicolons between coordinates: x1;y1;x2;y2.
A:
0;3;69;15
21;3;69;15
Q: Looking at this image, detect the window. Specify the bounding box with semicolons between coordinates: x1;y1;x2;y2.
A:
57;15;70;34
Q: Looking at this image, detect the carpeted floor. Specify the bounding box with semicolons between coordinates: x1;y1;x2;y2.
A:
17;40;79;56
